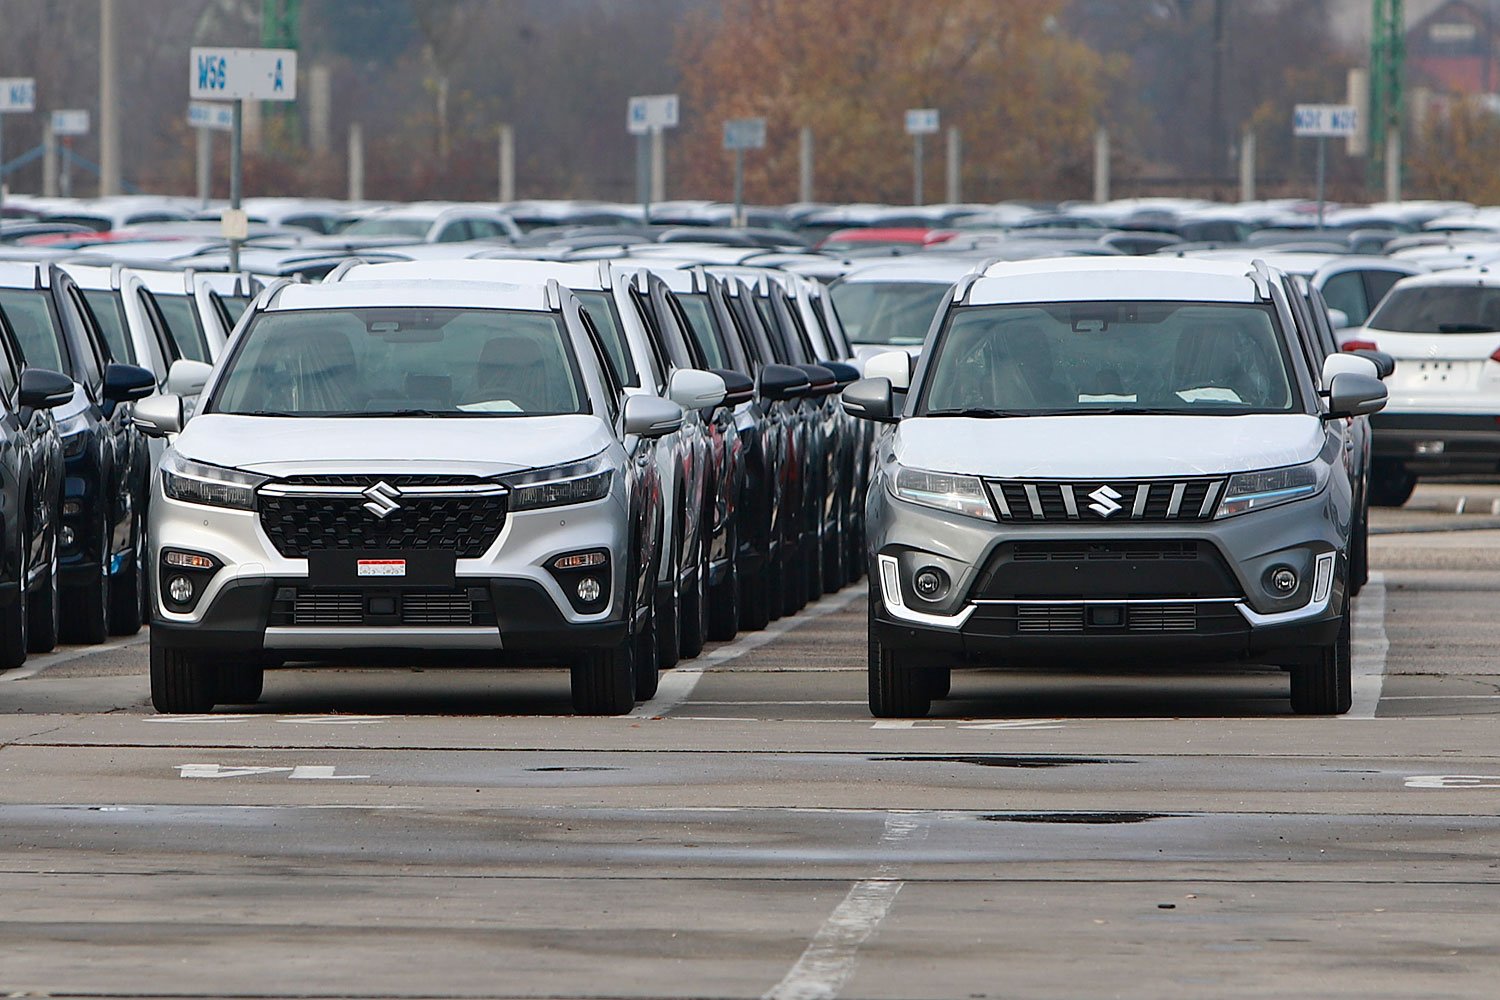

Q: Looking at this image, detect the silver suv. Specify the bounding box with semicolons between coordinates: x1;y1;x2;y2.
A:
133;276;695;715
844;258;1388;718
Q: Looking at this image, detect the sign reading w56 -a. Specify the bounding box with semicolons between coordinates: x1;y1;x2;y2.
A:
189;48;297;102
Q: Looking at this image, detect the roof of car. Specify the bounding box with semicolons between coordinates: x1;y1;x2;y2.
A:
1368;267;1500;290
836;258;981;285
967;256;1264;305
338;258;608;291
0;260;47;288
270;278;555;313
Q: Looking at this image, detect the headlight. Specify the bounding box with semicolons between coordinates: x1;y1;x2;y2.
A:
160;451;267;511
890;464;996;521
502;452;613;511
57;412;89;458
1216;461;1329;518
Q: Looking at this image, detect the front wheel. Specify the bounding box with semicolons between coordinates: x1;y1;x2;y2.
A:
633;608;660;701
1349;505;1369;598
1290;611;1352;715
61;519;110;645
868;592;931;718
27;533;58;654
679;529;709;660
108;507;145;636
707;528;740;642
218;661;264;704
1368;460;1415;508
571;637;637;716
0;571;28;671
151;643;218;714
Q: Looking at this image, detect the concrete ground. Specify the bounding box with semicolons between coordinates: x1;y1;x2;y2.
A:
2;483;1500;999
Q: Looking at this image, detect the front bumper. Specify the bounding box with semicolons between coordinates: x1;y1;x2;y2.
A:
1371;412;1500;473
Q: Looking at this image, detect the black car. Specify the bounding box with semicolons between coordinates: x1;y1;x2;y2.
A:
0;263;157;644
0;306;72;667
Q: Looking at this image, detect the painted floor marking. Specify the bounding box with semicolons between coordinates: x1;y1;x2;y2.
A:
1347;571;1389;720
761;812;923;1000
631;584;866;719
177;764;369;780
0;634;148;683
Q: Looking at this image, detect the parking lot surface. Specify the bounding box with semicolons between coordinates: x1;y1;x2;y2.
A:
0;487;1497;999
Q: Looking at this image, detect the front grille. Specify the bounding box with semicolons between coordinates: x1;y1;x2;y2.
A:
971;540;1242;601
990;478;1225;523
1017;605;1085;633
270;586;497;627
1127;604;1198;633
967;600;1244;638
258;476;507;559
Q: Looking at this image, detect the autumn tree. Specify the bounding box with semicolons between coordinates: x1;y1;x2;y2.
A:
672;0;1113;205
1408;97;1500;205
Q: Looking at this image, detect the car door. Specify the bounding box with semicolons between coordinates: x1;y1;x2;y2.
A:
0;308;55;583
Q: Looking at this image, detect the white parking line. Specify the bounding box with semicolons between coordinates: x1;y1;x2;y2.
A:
631;584;866;719
761;812;921;1000
1346;571;1389;720
0;634;148;683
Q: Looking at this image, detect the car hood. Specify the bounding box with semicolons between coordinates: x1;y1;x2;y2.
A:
893;414;1325;479
173;414;614;478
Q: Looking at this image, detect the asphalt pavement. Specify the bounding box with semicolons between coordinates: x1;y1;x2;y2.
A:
3;484;1500;999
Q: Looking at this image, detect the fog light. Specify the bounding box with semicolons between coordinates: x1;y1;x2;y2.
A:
164;551;216;570
577;577;602;603
167;576;194;603
913;567;947;601
1270;567;1298;594
61;526;75;547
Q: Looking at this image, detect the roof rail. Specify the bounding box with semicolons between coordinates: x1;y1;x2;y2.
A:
950;270;982;305
258;276;298;311
543;278;563;311
1246;259;1274;300
322;256;369;283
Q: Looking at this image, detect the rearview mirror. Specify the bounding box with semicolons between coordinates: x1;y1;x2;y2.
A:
863;351;912;390
103;363;158;403
841;377;898;423
622;394;684;438
758;363;811;401
1326;308;1351;330
166;359;213;397
709;368;755;407
820;361;861;387
1321;352;1378;387
667;368;727;410
132;393;184;436
18;368;74;410
1349;349;1395;380
1325;372;1387;419
796;364;838;398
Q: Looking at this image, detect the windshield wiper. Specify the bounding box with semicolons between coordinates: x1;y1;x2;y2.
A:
923;407;1034;418
1438;323;1498;334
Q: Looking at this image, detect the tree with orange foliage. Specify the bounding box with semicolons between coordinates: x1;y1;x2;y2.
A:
671;0;1114;205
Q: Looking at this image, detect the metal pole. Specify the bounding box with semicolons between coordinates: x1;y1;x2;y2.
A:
1239;130;1255;202
732;147;744;227
1385;128;1401;202
196;127;212;207
99;0;120;195
347;122;364;201
229;99;242;273
43;121;57;198
945;126;961;204
498;123;515;203
650;126;665;204
61;139;73;198
0;113;6;217
637;132;651;219
912;134;924;206
798;126;813;203
1093;128;1110;204
1315;136;1326;231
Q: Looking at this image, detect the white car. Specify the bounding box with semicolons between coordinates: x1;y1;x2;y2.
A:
1339;269;1500;505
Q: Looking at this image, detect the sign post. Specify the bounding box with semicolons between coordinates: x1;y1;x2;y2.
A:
627;94;678;220
905;108;939;206
190;47;297;270
1293;103;1358;230
188;102;235;208
0;78;37;218
51;110;89;199
722;117;766;227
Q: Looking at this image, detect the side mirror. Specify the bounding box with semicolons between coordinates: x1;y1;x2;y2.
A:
1325;372;1387;419
18;368;75;410
1321;352;1378;387
1350;349;1395;380
622;394;684;438
709;368;755;407
103;363;158;403
1326;308;1351;330
820;361;861;387
166;358;213;397
841;377;898;423
667;368;727;410
796;364;838;398
759;363;812;401
863;350;913;390
132;393;184;436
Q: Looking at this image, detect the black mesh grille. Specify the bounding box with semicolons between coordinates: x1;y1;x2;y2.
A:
270;586;497;627
966;601;1245;639
971;540;1241;601
259;492;507;558
991;478;1223;523
277;474;491;488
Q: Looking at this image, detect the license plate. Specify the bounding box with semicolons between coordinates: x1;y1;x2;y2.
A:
307;551;457;588
357;559;406;578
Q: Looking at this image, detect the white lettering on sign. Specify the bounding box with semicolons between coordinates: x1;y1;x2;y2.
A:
189;48;297;102
723;117;767;151
50;109;89;136
177;764;369;780
187;101;235;132
905;108;940;136
627;94;679;135
1405;774;1500;789
0;78;36;113
1293;103;1359;138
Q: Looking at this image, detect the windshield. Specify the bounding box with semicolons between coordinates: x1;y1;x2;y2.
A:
82;289;135;363
830;280;950;346
211;306;586;418
155;293;212;362
1367;285;1500;334
341;218;431;238
0;289;68;374
919;301;1297;417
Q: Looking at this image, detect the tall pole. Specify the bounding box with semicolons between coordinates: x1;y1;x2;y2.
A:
798;126;813;203
1239;130;1256;203
1210;0;1227;180
1315;136;1327;230
1384;128;1401;202
196;127;212;206
912;134;924;206
637;132;651;219
732;147;745;228
61;139;73;198
347;122;364;201
42;121;57;198
650;126;665;204
0;114;7;217
1093;128;1110;204
99;0;121;195
229;99;243;273
498;123;515;203
945;126;961;204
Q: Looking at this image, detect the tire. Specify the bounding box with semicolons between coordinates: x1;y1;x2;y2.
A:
867;591;931;718
0;564;28;672
108;507;145;636
61;519;110;645
150;643;217;714
217;661;264;704
782;543;808;617
27;532;58;655
1368;460;1415;507
804;529;825;606
1290;610;1353;715
707;529;740;642
571;636;636;716
739;558;771;632
680;529;709;660
823;512;847;594
634;608;660;701
924;666;952;701
656;523;682;671
1349;506;1369;598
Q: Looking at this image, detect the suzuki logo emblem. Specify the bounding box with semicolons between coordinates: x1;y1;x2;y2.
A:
361;481;402;518
1087;485;1123;518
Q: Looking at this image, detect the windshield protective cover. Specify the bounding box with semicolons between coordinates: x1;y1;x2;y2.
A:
210;307;587;418
917;301;1299;418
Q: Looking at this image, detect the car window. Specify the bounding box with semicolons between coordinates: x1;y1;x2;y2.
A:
921;301;1296;416
63;286;107;392
628;288;671;391
574;290;637;388
212;307;585;417
576;309;619;424
139;289;181;365
154;293;213;362
435;221;472;243
830;280;950;346
676;293;726;368
1362;270;1406;313
1368;285;1500;334
0;313;20;399
1319;271;1369;326
0;289;68;374
82;288;136;364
